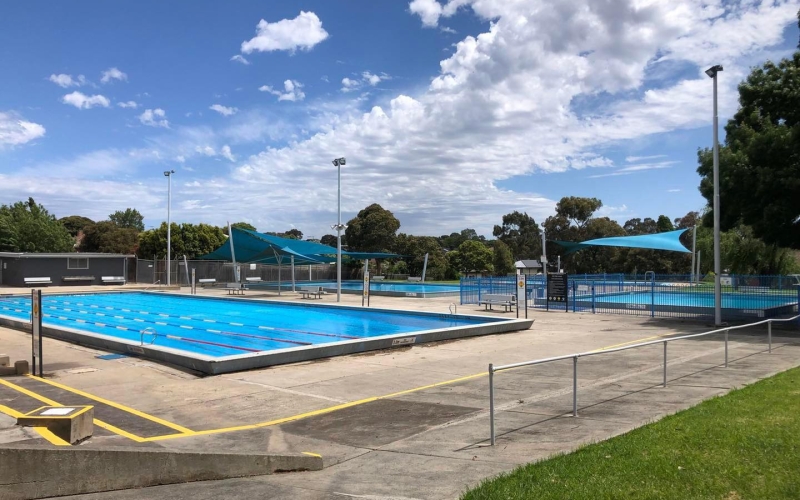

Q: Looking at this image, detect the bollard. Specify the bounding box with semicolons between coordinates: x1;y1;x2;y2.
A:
724;329;729;367
489;364;495;446
768;321;772;353
572;356;578;417
663;341;667;387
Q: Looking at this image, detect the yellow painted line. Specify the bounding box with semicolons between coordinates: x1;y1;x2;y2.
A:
591;332;677;352
0;378;149;442
0;403;71;446
25;375;195;435
302;452;322;458
34;427;71;446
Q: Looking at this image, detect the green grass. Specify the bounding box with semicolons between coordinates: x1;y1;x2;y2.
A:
462;366;800;500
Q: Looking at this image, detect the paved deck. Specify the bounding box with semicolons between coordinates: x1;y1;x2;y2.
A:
0;285;798;499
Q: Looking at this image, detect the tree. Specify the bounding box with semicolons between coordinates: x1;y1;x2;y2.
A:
320;234;338;247
79;221;139;254
673;211;700;230
555;197;603;229
697;50;800;248
268;228;303;240
345;204;400;253
137;222;226;259
393;234;447;279
0;198;73;252
623;218;658;235
59;215;94;237
543;197;617;273
492;211;541;260
222;222;257;235
109;208;144;231
449;240;493;273
492;240;515;276
656;215;674;233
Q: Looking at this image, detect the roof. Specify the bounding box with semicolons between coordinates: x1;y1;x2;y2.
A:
554;229;690;254
0;252;134;259
515;260;542;268
199;228;401;264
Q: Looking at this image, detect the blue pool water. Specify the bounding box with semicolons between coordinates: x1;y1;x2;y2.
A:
0;292;500;358
299;281;460;294
594;291;796;309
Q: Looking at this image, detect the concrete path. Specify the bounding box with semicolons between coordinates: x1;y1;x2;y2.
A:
0;288;797;499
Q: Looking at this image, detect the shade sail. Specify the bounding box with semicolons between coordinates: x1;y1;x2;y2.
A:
199;227;401;264
554;229;690;254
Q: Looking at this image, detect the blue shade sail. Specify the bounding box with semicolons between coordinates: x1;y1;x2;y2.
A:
554;229;690;254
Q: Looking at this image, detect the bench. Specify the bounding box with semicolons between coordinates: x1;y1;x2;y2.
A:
198;278;216;287
478;294;517;312
372;275;385;281
62;276;95;282
299;286;324;299
245;277;263;283
407;277;422;282
24;277;51;286
101;276;126;285
226;282;247;295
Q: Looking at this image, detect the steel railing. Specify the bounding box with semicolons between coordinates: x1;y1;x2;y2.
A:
487;314;800;446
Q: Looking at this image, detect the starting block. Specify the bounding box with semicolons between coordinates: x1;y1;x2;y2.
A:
17;406;94;444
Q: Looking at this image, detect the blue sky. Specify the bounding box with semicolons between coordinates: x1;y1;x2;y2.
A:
1;0;798;238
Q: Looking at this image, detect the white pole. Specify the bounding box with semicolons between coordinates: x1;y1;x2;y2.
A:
291;255;296;292
337;160;342;303
227;222;238;283
541;228;547;272
691;225;697;284
712;70;722;326
165;170;173;286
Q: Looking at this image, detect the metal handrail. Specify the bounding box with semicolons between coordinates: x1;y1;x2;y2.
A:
488;314;800;445
140;327;158;346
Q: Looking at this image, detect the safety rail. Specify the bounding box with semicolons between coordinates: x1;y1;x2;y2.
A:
487;314;800;446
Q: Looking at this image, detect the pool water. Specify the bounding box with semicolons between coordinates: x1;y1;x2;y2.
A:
302;281;460;294
593;291;796;309
0;292;499;358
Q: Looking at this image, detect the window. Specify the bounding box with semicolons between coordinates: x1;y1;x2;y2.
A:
67;257;89;270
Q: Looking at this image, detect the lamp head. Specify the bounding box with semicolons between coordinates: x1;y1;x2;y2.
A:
332;157;346;167
705;65;723;78
332;160;339;167
163;170;175;176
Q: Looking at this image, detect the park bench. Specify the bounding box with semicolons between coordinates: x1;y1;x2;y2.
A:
299;286;324;299
478;294;517;312
372;275;385;281
23;277;51;286
245;277;263;283
62;276;95;283
225;282;247;295
101;276;126;285
407;277;422;282
198;278;216;287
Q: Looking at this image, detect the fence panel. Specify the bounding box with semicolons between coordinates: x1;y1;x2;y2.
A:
133;259;337;285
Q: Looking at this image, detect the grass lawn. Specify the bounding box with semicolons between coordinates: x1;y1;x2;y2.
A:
463;366;800;500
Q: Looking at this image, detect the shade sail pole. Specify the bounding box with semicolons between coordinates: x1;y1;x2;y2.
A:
227;222;239;283
291;255;296;292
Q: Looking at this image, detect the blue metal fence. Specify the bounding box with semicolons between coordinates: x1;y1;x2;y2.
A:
460;275;800;322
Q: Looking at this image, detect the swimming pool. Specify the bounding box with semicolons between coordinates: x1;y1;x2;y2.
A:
257;280;460;297
0;292;532;374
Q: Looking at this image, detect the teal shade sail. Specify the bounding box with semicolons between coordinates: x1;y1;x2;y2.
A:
554;229;690;254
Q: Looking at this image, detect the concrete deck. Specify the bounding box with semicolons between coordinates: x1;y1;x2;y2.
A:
0;284;798;499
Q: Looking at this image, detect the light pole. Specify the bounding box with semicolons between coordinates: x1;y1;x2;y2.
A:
331;158;346;302
164;170;175;286
705;64;723;325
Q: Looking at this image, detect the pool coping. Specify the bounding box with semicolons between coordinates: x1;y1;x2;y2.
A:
0;291;533;375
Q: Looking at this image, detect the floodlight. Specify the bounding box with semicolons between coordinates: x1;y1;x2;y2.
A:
705;65;723;78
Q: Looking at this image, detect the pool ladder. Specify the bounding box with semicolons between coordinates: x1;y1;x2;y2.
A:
449;303;457;314
140;327;158;346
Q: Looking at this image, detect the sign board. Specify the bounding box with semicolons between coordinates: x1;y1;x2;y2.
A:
720;276;732;286
31;290;41;357
392;336;416;346
363;271;370;297
546;273;568;303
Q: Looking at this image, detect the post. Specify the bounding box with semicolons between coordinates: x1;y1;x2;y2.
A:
182;255;190;286
191;268;196;295
663;341;667;387
691;225;697;284
697;250;701;283
768;320;772;353
724;329;729;367
421;253;429;282
291;255;296;292
591;282;596;314
31;289;42;377
227;222;238;283
572;356;578;417
650;277;655;318
165;170;174;286
489;364;495;446
336;160;342;303
557;255;560;273
711;69;722;326
541;228;547;272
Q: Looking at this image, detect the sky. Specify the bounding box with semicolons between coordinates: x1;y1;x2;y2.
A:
0;0;798;240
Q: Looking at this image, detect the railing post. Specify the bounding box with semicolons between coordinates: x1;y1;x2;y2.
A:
663;341;667;387
724;329;729;367
489;364;495;446
650;278;655;318
591;282;596;314
768;320;772;354
572;356;578;417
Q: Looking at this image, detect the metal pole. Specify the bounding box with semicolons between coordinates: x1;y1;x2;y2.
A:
291;256;296;292
227;222;238;283
712;71;722;326
336;160;342;303
663;341;667;387
166;172;172;286
541;228;547;272
724;329;728;367
421;253;429;282
489;364;495;446
768;320;772;353
691;225;696;284
697;250;701;284
572;356;578;417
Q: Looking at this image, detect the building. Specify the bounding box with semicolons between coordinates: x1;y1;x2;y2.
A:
515;259;543;275
0;253;134;287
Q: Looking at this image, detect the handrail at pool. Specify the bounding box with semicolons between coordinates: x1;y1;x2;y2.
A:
488;314;800;446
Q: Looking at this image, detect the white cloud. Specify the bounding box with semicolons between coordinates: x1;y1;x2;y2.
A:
625;154;667;163
209;104;238;116
138;108;169;128
259;80;305;102
100;67;127;84
61;91;110;109
440;26;457;34
667;189;681;192
0;111;46;149
48;74;87;88
117;101;138;109
409;0;466;27
220;145;236;162
340;77;360;92
196;145;216;156
340;72;390;92
240;11;329;54
230;55;251;65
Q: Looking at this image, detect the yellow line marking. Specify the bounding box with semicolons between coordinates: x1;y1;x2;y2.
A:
24;375;195;435
0;378;148;442
0;404;24;418
302;452;322;458
34;427;71;446
592;332;680;352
